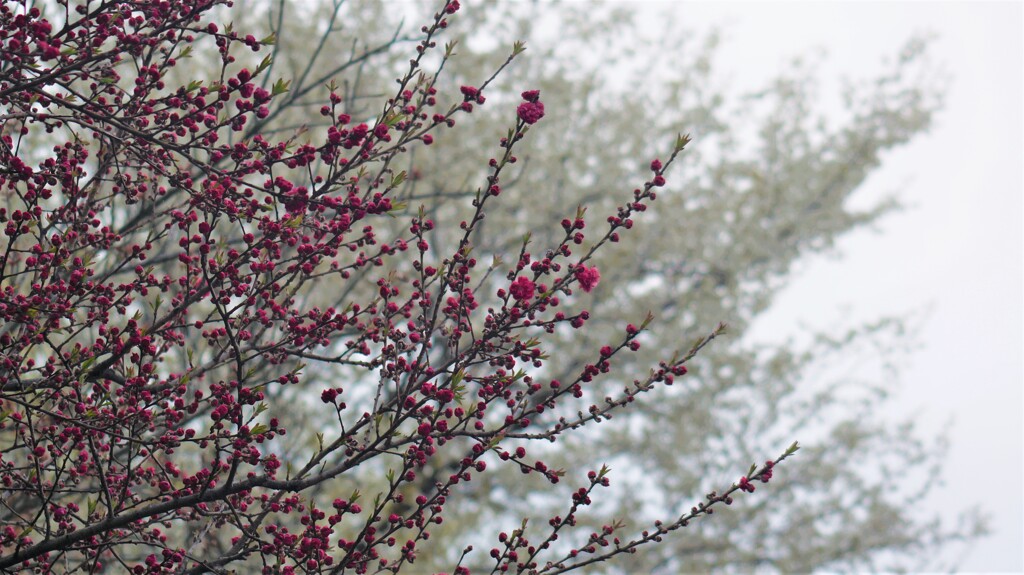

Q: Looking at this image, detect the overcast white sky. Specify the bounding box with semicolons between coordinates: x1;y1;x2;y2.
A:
631;1;1023;572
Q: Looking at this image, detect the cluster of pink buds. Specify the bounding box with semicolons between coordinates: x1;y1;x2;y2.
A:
739;460;776;493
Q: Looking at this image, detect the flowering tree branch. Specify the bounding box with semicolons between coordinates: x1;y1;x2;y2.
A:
0;1;795;573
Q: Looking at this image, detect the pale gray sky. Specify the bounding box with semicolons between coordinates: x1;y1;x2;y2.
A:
633;1;1023;572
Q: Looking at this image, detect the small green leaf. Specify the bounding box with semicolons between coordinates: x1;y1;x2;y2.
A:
386;200;408;216
675;133;692;152
254;54;273;76
272;78;291;96
641;311;655;329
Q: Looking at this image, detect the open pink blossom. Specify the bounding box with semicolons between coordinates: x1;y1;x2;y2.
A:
509;276;536;301
575;265;601;293
517;90;544;124
517;101;545;124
